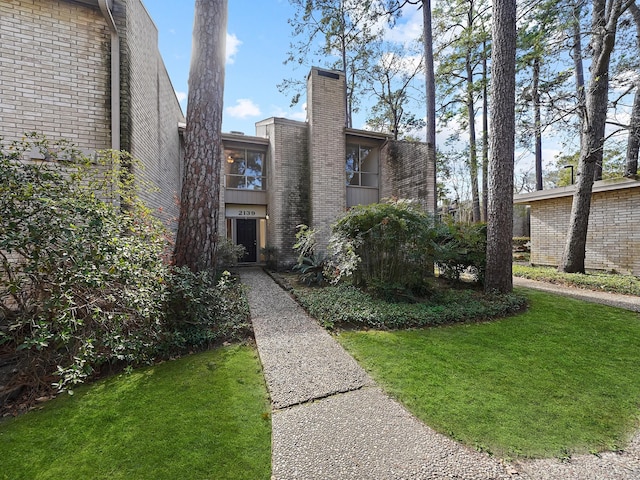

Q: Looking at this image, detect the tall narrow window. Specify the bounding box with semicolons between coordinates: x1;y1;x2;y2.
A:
346;143;378;187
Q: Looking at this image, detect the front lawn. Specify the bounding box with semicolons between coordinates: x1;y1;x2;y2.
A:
0;345;271;480
336;289;640;459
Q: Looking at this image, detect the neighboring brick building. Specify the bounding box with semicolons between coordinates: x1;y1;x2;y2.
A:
0;0;185;227
222;67;434;267
514;178;640;276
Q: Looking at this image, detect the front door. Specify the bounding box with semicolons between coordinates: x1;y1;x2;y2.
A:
236;219;257;262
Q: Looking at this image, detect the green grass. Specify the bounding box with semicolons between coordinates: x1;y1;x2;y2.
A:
336;288;640;459
0;345;271;480
513;264;640;296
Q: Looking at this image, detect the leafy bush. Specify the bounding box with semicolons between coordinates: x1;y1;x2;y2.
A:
0;135;171;392
512;237;531;252
434;221;487;283
292;224;328;285
0;135;251;401
329;199;438;297
164;269;251;350
293;283;526;330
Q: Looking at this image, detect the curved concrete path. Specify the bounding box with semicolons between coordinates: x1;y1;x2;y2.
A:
241;268;640;479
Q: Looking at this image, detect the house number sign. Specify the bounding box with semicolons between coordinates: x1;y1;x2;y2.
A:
226;204;266;218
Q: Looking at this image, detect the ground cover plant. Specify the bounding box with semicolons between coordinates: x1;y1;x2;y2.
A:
291;282;526;330
335;288;640;459
513;265;640;296
0;345;271;480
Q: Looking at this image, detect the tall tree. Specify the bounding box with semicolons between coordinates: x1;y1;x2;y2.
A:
625;3;640;177
384;0;438;212
485;0;516;293
174;0;227;271
282;0;381;128
365;42;425;139
434;0;490;222
423;0;438;213
559;0;632;273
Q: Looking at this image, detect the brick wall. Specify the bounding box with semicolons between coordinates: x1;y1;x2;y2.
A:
307;68;347;249
115;0;184;230
259;118;310;267
380;140;431;210
527;183;640;275
0;0;111;149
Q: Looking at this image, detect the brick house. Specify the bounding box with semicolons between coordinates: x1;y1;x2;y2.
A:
514;178;640;276
0;0;185;227
221;67;435;267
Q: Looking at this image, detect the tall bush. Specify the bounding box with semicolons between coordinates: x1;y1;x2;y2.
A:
0;135;171;392
434;221;487;283
329;199;438;297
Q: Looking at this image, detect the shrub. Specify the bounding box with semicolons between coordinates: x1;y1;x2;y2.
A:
434;221;487;283
0;135;252;402
329;199;438;297
292;224;328;285
164;269;251;351
0;135;170;392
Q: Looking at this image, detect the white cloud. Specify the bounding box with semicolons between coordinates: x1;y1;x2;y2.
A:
383;6;423;45
270;102;308;122
226;98;261;118
226;33;241;64
175;91;187;103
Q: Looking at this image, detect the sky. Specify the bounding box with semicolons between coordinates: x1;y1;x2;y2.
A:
143;0;424;136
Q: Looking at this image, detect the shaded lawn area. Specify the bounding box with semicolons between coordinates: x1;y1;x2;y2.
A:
0;345;271;480
336;288;640;460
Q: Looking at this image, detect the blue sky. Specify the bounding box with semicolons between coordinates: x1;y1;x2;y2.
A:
145;0;332;134
144;1;423;136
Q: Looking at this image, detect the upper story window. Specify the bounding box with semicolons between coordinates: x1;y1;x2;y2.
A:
225;147;266;190
346;143;379;187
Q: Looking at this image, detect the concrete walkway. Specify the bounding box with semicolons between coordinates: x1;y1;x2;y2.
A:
513;276;640;312
240;268;640;479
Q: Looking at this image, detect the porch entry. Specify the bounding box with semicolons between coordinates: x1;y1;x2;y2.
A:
225;204;267;263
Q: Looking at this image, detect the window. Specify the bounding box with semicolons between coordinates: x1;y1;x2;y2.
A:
225;147;266;190
346;143;379;187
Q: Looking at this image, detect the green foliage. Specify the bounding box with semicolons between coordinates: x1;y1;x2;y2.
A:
0;135;170;391
0;346;271;480
513;265;640;296
0;135;252;400
293;283;526;330
165;269;251;350
337;290;640;459
216;235;247;271
292;224;328;285
330;199;438;297
434;221;487;283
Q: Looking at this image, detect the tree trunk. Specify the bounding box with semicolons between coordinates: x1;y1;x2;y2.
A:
559;0;626;273
174;0;227;271
485;0;516;293
572;0;586;145
482;36;489;222
466;48;481;222
423;0;437;213
533;56;543;190
625;3;640;177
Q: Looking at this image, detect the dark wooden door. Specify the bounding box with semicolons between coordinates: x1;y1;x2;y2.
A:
236;219;257;262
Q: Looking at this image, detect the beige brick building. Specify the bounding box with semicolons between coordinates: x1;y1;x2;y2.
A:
514;178;640;276
0;0;185;227
222;67;435;267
